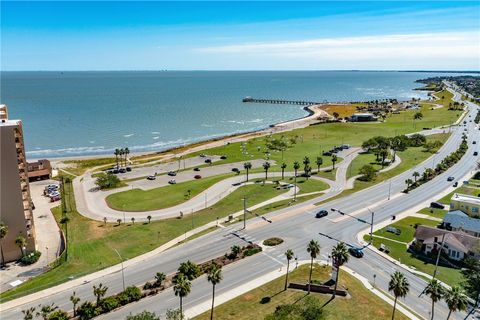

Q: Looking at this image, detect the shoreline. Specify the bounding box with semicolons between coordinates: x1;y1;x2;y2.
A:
40;104;330;164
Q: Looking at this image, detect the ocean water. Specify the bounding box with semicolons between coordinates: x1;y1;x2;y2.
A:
0;71;463;158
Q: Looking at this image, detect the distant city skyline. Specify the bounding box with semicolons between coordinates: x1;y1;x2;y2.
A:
1;1;479;71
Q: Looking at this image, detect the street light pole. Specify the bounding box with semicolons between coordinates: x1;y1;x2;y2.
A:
114;249;126;291
243;198;247;230
387;179;392;200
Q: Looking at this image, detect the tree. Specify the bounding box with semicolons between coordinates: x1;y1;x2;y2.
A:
284;249;294;291
95;172;121;190
379;148;389;167
15;235;27;256
165;309;184;320
388;271;409;320
332;112;340;119
331;154;338;169
0;222;8;267
131;217;135;225
22;307;35;320
243;162;252;181
59;216;70;260
124;147;130;166
36;303;58;320
70;291;80;317
155;272;166;287
173;273;191;316
444;285;468;320
331;242;349;298
359;164;376;181
264;295;325;320
147;215;152;224
103;217;107;226
114;148;121;167
425;279;444;320
230;245;241;259
280;162;287;180
461;258;480;314
93;283;108;306
119;148;125;167
315;157;323;173
47;309;69;320
126;311;161;320
263;162;271;180
414;111;423;120
405;179;413;190
412;171;420;182
178;260;201;280
303;156;310;176
306;240;320;294
390;136;407;163
117;218;122;226
207;264;223;320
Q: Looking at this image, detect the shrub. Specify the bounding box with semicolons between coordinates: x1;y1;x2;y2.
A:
118;286;142;305
244;246;262;257
77;301;99;320
127;311;161;320
143;281;154;290
358;164;376;182
99;296;120;312
260;296;271;304
47;310;70;320
20;250;41;265
95;173;121;190
263;237;284;246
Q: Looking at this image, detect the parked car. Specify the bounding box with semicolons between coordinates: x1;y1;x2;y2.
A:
168;179;176;184
322;151;332;156
194;175;202;179
205;159;212;164
50;195;61;202
315;210;328;218
341;144;351;149
193;167;200;171
113;169;119;174
447;176;455;182
473;141;477;144
199;154;206;158
474;152;478;156
168;171;177;176
453;182;458;187
349;247;364;258
430;202;445;209
119;168;127;173
231;168;239;173
147;175;156;180
220;155;227;160
126;167;132;172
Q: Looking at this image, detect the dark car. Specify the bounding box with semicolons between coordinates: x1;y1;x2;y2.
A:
205;159;212;164
315;210;328;218
473;141;477;144
112;169;119;174
474;152;478;156
147;175;156;180
349;247;364;258
168;171;177;176
453;182;458;187
220;155;227;160
232;168;240;173
322;151;332;156
119;168;127;173
126;167;132;172
193;167;200;171
194;175;202;179
447;176;455;182
430;202;445;209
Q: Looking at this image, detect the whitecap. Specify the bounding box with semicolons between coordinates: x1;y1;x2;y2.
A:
124;134;134;138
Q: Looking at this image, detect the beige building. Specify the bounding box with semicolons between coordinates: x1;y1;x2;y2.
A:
450;193;480;218
0;104;36;263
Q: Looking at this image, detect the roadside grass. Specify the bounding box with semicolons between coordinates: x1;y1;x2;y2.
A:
105;174;231;211
438;183;480;204
430;89;454;108
373;217;439;243
321;104;359;118
62;157;116;176
0;181;287;302
251;194;320;217
367;237;463;286
273;176;330;195
417;207;448;219
193;263;409;320
347;152;387;179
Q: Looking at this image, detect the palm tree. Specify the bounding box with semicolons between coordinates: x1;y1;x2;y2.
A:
315;157;323;173
70;291;80;317
280;162;287;180
293;161;300;201
331;154;338;169
331;242;349;298
60;216;70;260
119;148;125;167
22;307;35;320
124;147;130;166
303;156;310;176
412;171;420;182
207;264;223;320
37;303;57;320
306;240;320;294
131;217;135;225
263;162;271;180
444;285;468;320
388;271;409;320
114;148;121;168
0;222;8;267
405;179;413;190
155;272;166;287
284;249;294;291
173;273;191;316
93;283;108;306
147;215;152;224
116;218;122;226
15;235;27;256
425;279;444;320
103;217;107;226
243;162;252;182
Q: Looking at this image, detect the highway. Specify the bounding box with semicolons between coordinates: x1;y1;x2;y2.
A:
1;89;478;320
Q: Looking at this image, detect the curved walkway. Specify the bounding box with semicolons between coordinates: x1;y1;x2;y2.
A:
73;148;362;222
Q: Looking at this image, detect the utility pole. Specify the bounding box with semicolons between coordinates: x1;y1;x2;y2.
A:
114;249;126;291
387;179;392;200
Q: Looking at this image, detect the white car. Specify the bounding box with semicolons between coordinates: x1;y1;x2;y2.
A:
168;179;176;184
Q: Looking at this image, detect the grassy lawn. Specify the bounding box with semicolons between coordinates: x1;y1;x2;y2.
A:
251;194;321;217
438;183;480;204
367;237;463;286
417;207;448;219
62;157;116;176
106;174;231;211
373;217;439;243
0;180;287;302
194;264;409;320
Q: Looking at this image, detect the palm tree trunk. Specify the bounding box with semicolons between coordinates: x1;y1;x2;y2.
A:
333;266;339;298
281;169;284;179
0;243;4;267
431;299;435;320
246;169;249;182
265;170;267;180
210;284;215;320
308;257;313;294
391;296;397;320
180;296;183;317
65;222;69;261
446;310;452;320
284;260;290;291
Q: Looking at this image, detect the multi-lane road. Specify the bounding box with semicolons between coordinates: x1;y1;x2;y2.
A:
1;89;478;320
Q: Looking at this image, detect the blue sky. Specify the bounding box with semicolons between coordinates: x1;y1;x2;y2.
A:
1;1;479;70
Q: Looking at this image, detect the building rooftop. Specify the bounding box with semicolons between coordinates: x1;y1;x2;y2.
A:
443;210;480;234
414;225;479;252
451;193;480;206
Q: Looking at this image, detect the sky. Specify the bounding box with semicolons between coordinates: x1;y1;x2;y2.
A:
1;1;479;71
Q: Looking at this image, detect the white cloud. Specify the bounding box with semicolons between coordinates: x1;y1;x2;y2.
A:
195;31;480;69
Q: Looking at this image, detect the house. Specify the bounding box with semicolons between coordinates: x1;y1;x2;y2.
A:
27;159;52;181
450;193;480;218
349;113;378;122
442;210;480;238
413;225;480;261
